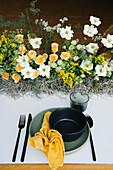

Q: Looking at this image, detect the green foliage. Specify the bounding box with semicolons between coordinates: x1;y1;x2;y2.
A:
0;0;40;34
74;23;83;31
29;0;40;16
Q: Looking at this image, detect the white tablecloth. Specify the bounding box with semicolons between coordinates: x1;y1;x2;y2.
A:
0;92;113;164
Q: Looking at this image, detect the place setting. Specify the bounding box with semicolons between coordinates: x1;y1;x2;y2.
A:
26;91;96;169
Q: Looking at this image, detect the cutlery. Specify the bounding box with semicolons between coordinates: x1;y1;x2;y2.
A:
12;115;26;162
85;114;96;161
20;113;32;162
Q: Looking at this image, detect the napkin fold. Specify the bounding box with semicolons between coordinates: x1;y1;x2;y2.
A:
28;112;65;170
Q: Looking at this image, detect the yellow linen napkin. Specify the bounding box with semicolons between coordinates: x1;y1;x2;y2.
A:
28;112;65;170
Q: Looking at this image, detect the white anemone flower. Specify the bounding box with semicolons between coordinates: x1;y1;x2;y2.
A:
89;16;101;26
95;65;107;77
16;55;29;67
83;25;98;37
37;64;50;77
86;43;99;54
107;60;113;71
29;37;42;49
60;26;74;40
80;59;93;71
21;66;35;79
101;34;113;48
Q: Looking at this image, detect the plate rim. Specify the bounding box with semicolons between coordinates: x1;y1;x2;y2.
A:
29;107;90;153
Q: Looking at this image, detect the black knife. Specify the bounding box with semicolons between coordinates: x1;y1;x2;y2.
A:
12;115;26;162
20;113;32;162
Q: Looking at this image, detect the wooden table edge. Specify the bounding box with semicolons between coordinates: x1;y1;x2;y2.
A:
0;164;113;170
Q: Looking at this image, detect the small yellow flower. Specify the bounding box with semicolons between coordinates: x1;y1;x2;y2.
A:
12;73;21;83
0;54;4;60
35;55;45;65
10;43;15;48
61;52;70;60
0;40;2;47
49;54;58;62
2;73;9;80
51;43;59;53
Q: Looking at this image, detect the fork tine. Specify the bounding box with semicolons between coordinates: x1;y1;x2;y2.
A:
18;115;26;128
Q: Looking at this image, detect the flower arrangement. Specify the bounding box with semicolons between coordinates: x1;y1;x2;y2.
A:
0;14;113;96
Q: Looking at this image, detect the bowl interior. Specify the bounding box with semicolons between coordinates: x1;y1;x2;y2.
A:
49;107;86;135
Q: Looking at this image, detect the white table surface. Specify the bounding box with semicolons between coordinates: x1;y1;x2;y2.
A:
0;92;113;164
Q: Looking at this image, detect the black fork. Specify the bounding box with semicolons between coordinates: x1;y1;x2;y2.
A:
12;115;26;162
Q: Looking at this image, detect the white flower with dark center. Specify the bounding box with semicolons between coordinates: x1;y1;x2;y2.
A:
60;26;74;40
101;34;113;48
16;55;29;67
29;37;42;49
89;16;101;26
21;66;35;79
95;65;107;77
83;25;98;37
86;43;99;54
37;64;50;77
80;59;93;71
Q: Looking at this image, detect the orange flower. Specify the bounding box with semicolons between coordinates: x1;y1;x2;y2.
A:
12;73;21;83
16;63;24;72
69;51;72;58
15;56;19;63
27;34;32;40
28;50;36;59
60;52;70;60
19;45;26;55
2;73;9;80
51;43;59;53
15;34;24;43
35;55;45;65
49;54;58;62
33;70;39;79
26;54;31;62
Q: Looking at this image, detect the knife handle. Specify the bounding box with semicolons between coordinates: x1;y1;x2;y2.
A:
90;131;96;161
12;129;21;162
20;114;32;162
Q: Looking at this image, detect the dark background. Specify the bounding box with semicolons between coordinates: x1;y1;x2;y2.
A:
0;0;113;39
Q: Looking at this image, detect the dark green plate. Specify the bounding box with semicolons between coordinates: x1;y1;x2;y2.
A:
29;108;89;153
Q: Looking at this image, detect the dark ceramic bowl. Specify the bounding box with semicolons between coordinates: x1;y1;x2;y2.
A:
49;107;87;142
